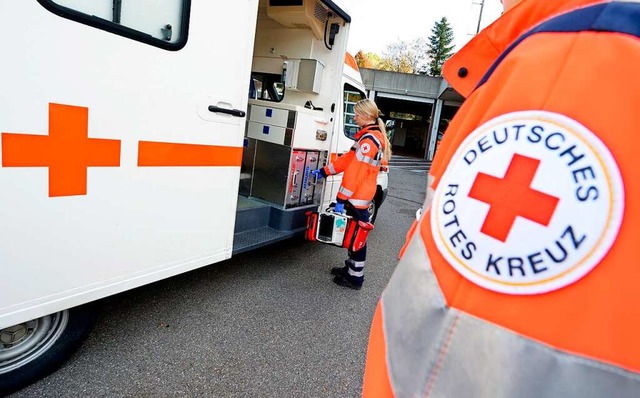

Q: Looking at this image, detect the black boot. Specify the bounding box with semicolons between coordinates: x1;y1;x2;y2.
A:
330;260;352;276
332;274;363;290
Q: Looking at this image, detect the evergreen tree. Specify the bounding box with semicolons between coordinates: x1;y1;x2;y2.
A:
427;17;455;76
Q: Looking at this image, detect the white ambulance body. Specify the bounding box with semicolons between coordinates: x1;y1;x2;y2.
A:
0;0;387;392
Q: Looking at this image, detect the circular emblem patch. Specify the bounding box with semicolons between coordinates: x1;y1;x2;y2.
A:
431;111;624;295
360;143;371;154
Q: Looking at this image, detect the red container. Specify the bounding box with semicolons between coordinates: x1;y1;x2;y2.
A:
348;220;374;252
305;211;318;242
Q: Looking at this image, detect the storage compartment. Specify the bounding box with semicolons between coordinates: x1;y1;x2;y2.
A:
242;138;326;208
283;59;324;94
300;150;320;205
247;100;331;151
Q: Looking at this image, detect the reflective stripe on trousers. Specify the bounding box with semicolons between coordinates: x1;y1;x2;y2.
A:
366;214;640;397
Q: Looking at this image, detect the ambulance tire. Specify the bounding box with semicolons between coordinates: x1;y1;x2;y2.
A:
368;196;379;224
0;303;99;395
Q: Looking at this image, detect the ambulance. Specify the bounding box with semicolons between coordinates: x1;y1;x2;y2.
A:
0;0;388;392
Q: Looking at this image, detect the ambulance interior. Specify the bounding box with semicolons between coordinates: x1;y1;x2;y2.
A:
234;0;356;253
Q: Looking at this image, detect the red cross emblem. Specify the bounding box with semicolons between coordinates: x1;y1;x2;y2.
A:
2;103;121;197
468;153;560;242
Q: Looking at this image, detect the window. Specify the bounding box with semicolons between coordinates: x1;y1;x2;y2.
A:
343;84;364;139
389;111;423;121
250;73;285;102
37;0;190;50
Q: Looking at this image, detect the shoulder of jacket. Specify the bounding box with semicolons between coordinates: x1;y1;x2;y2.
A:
359;131;384;149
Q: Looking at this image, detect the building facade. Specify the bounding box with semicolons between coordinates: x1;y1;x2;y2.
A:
360;68;463;160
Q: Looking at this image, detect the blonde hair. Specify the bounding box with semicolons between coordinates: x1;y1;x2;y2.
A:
354;99;392;161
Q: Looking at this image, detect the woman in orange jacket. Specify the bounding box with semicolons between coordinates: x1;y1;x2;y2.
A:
363;0;640;396
312;99;391;290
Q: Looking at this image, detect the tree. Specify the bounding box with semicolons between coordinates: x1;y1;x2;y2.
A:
355;51;381;69
373;38;428;74
427;17;455;76
379;41;414;73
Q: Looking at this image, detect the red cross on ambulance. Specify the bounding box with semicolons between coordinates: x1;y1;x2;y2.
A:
2;103;121;197
1;103;242;197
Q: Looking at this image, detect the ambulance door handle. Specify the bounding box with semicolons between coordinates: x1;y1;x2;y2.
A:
208;105;246;118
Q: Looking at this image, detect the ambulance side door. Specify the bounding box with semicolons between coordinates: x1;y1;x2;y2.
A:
0;0;258;327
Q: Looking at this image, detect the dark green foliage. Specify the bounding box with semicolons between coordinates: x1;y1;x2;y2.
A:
427;17;455;76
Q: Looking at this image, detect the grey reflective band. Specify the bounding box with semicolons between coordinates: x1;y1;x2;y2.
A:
327;164;337;174
348;268;364;277
355;150;382;166
339;186;354;197
358;133;384;164
348;198;370;207
352;260;365;268
379;217;640;397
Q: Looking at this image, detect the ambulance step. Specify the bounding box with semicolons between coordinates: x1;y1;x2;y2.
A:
234;199;271;234
232;198;316;255
233;227;301;255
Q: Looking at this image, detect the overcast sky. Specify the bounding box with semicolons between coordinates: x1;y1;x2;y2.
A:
339;0;503;55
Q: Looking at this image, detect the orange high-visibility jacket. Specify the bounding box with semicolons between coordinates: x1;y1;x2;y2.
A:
363;0;640;396
324;125;386;209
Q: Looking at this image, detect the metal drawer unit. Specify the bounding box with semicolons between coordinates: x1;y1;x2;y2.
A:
246;104;296;146
246;101;331;151
242;100;331;208
242;139;326;208
300;150;321;205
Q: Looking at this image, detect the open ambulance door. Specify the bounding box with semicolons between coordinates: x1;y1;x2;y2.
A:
0;0;258;393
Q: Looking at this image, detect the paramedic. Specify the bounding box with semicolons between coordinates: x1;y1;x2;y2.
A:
362;0;640;396
312;99;391;290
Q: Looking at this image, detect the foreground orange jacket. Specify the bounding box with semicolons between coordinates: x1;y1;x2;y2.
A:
363;0;640;396
323;124;386;209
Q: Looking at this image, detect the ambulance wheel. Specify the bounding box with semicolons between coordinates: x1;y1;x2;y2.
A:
368;197;379;224
0;304;98;395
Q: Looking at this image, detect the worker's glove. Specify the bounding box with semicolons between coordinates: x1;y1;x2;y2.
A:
334;202;345;214
311;168;326;180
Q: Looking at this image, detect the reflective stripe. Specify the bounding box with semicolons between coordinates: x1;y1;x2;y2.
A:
379;217;640;397
356;133;384;166
360;133;382;152
349;198;370;207
327;164;337;174
355;150;382;166
338;186;353;197
351;260;365;268
348;260;365;277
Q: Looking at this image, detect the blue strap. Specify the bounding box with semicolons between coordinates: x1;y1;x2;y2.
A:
476;2;640;90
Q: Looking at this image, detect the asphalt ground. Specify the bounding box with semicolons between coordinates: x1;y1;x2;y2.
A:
11;167;428;398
